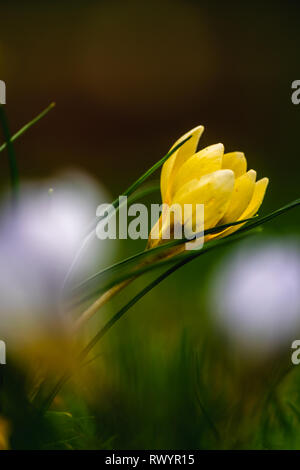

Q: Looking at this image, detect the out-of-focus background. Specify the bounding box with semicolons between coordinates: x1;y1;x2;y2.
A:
0;0;300;449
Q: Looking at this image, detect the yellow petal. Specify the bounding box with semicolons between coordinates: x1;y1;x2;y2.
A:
161;125;204;203
172;169;235;230
222;152;247;177
207;177;269;241
241;177;269;218
218;169;256;224
147;204;173;249
171;143;224;198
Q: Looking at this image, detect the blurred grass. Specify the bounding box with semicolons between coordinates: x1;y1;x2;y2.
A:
46;301;300;449
42;230;300;449
0;226;299;449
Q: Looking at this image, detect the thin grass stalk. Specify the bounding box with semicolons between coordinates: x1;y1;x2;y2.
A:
72;198;300;326
0;103;55;154
40;229;258;411
63;136;192;288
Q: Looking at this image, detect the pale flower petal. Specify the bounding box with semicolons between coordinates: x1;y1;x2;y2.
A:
222;151;247;177
172;169;235;230
207;177;269;241
171;143;224;198
218;169;256;224
161;125;204;202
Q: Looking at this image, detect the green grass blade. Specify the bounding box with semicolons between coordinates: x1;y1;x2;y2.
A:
81;182;160;243
71;197;300;306
83;135;191;237
234;198;300;235
72;216;256;296
127;181;160;202
107;197;299;285
121;136;191;199
71;228;261;309
64;136;191;286
75;197;300;296
0;102;55;153
42;198;300;410
42;229;256;410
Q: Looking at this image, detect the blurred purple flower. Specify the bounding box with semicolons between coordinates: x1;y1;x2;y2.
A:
0;170;114;345
209;238;300;354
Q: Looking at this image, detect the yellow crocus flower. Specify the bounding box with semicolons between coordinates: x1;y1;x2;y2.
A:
75;125;269;331
148;125;269;249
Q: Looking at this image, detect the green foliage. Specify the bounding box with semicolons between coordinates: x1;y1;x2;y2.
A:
0;104;300;449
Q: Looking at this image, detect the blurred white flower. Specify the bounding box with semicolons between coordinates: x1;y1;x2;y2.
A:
0;170;115;347
208;237;300;355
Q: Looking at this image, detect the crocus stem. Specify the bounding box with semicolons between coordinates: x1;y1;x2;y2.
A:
73;245;184;331
39;248;198;412
74;277;135;331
